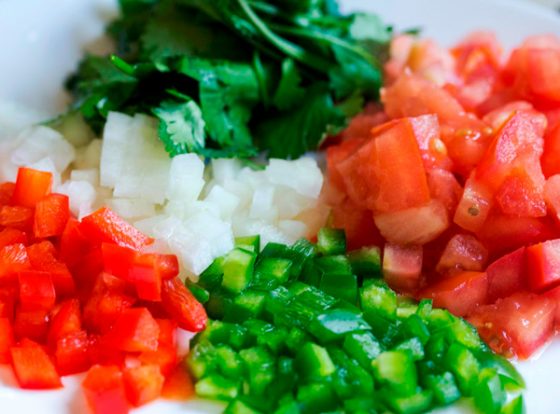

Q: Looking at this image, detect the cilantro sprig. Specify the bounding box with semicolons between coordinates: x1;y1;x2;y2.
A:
66;0;391;159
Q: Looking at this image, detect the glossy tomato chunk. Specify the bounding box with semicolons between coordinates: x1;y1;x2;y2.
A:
382;243;423;292
486;247;528;302
526;239;560;292
436;234;488;275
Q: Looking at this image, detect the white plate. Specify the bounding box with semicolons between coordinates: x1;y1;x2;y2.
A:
1;0;560;413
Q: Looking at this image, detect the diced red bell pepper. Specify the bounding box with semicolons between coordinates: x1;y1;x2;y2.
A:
27;241;76;297
161;364;195;401
0;182;15;206
382;243;423;292
0;206;34;231
11;339;62;389
156;319;177;347
138;344;177;376
18;270;56;311
80;207;153;250
55;330;91;376
420;271;488;317
161;278;207;332
82;365;130;414
0;228;27;249
0;243;31;283
105;307;159;353
527;239;560;292
0;285;17;321
123;365;164;407
0;317;14;364
48;299;81;345
487;247;528;302
33;193;70;238
436;234;488;275
11;168;52;208
14;308;49;343
59;218;92;268
87;335;125;367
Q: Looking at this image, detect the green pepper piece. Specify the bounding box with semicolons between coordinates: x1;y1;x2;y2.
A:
360;281;397;320
416;299;432;319
235;235;261;253
501;395;525;414
198;256;225;291
394;337;424;361
205;290;232;320
372;350;417;396
309;308;370;343
285;327;310;352
252;257;292;289
264;286;294;317
260;241;311;279
222;248;257;293
400;314;430;345
384;389;433;414
239;347;276;396
273;397;301;414
320;272;358;304
299;259;323;287
187;282;210;304
187;341;217;379
292;284;338;312
444;343;480;394
225;289;267;323
295;342;336;379
343;397;377;413
215;344;244;378
296;382;338;414
317;227;346;255
424;372;461;406
315;255;353;277
195;374;239;400
193;320;248;349
474;368;506;414
224;400;263;414
348;246;382;279
343;331;381;371
329;347;375;398
476;350;525;390
447;318;484;351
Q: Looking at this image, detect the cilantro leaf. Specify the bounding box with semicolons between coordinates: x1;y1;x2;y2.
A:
272;58;305;110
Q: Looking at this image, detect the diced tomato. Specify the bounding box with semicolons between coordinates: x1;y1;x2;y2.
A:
82;365;130;414
427;169;463;215
326;137;366;191
544;174;560;222
0;243;31;282
161;364;195;401
33;193;70;238
0;228;27;249
11;339;62;389
138;344;177;377
542;122;560;178
409;114;452;170
526;239;560;292
11;168;52;208
453;177;493;232
469;293;556;359
420;271;488;317
337;117;431;213
545;285;560;328
0;182;15;207
0;317;14;364
482;101;541;132
55;330;91;376
494;166;546;217
161;278;207;332
436;234;488;275
123;365;164;407
18;270;56;311
105;308;159;353
382;243;423;292
486;247;528;302
374;199;448;245
48;299;81;345
14;308;49;343
0;206;34;231
80;207;153;250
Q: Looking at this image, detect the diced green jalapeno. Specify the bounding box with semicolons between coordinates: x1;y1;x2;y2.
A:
225;289;267;323
348;246;382;278
424;372;461;406
474;368;506;414
309;308;370;343
222;248;257;293
372;350;417;396
444;343;480;394
235;235;261;253
199;256;225;291
384;389;433;414
295;342;336;378
187;282;210;304
195;374;240;400
317;228;346;255
343;331;381;370
297;382;337;414
394;337;424;361
252;257;292;289
224;399;263;414
320;272;358;304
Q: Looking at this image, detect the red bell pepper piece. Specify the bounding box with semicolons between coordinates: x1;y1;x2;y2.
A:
161;278;207;332
0;182;15;206
80;207;153;250
11;338;62;389
139;343;177;376
527;239;560;292
0;317;14;364
105;307;160;353
18;270;56;311
0;228;27;249
27;241;76;297
0;206;34;231
11;168;52;208
82;365;130;414
14;307;49;343
0;243;31;283
59;218;92;268
123;365;164;407
33;193;70;238
161;364;195;401
48;299;81;345
156;319;177;347
87;335;125;367
55;330;91;376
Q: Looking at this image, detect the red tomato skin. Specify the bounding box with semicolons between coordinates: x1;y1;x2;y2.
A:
18;270;56;311
0;228;27;250
33;193;70;238
494;166;546;217
382;243;423;292
11;339;62;389
55;330;91;376
436;234;488;275
161;278;207;332
486;247;528;302
123;365;164;407
419;271;488;317
468;293;556;359
11;168;52;208
105;307;160;353
0;317;14;364
0;206;34;231
82;365;130;414
526;239;560;292
80;207;153;250
542;123;560;178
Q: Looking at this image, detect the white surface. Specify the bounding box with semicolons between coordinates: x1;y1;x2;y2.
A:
1;0;560;413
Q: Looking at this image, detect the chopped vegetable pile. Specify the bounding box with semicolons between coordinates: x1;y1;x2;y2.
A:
66;0;391;159
0;167;206;413
187;228;524;413
325;33;560;359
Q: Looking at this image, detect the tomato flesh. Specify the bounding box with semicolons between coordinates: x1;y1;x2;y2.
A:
382;243;423;292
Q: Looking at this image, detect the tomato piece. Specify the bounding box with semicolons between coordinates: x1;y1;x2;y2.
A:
426;168;463;215
0;243;31;283
0;228;27;249
80;207;153;250
0;182;15;207
161;364;195;401
527;48;560;103
123;365;164;407
14;308;49;343
374;199;448;245
542;122;560;178
48;299;81;345
33;193;70;238
468;293;556;359
55;330;91;376
544;174;560;222
11;168;52;208
18;270;56;311
382;243;423;292
161;278;207;332
486;247;528;302
453;177;493;232
420;271;488;317
330;197;383;250
27;242;76;297
409;114;452;170
337;117;431;213
526;239;560;292
11;339;61;389
436;234;488;275
494;166;546;217
0;206;34;231
105;307;159;353
326;137;366;191
82;365;129;414
0;317;14;364
138;344;177;377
